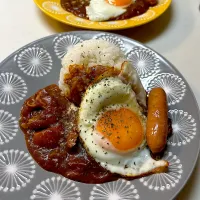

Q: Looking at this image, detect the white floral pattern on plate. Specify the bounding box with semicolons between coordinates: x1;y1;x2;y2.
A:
94;34;125;51
168;109;196;146
54;35;83;59
89;179;139;200
42;1;67;14
98;20;128;28
127;47;160;78
16;47;53;77
147;73;186;106
0;110;18;145
0;150;35;192
140;152;182;191
0;73;27;105
66;16;94;25
30;176;81;200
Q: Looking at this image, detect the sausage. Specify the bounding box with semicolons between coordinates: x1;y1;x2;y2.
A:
146;88;168;154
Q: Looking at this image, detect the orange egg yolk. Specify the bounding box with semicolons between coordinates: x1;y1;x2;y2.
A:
106;0;132;7
96;108;144;151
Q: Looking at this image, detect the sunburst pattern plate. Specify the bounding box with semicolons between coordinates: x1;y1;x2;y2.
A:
0;31;199;200
33;0;172;30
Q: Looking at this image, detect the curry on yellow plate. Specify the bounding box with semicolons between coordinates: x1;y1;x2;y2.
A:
33;0;172;30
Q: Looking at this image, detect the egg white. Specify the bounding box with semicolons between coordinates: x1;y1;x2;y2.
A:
78;77;168;177
86;0;128;21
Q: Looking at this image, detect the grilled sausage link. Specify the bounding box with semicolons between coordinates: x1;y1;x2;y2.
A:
146;88;168;154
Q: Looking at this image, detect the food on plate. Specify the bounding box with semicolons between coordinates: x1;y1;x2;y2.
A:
60;0;158;21
59;39;146;107
79;77;168;177
146;88;168;154
19;39;172;184
86;0;132;21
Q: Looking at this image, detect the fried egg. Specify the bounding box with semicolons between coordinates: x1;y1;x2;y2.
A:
86;0;134;21
78;77;168;177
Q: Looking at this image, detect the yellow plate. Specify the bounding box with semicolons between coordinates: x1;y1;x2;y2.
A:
33;0;172;30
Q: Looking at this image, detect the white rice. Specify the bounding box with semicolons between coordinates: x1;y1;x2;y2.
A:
59;39;126;95
61;39;125;69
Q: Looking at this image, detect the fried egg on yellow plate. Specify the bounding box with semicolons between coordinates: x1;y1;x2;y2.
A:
78;77;168;177
86;0;134;21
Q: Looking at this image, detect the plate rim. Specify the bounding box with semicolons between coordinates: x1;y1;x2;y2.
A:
0;31;199;200
32;0;172;30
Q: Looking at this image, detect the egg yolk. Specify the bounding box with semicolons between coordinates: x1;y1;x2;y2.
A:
106;0;132;6
96;108;144;151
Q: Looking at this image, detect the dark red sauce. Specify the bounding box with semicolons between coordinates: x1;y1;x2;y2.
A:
19;84;118;183
60;0;158;21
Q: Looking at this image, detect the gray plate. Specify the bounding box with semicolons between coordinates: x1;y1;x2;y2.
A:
0;31;199;200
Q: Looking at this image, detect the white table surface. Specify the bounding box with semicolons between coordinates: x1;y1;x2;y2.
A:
0;0;199;199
